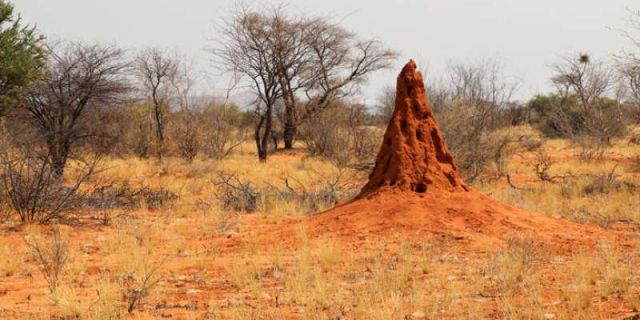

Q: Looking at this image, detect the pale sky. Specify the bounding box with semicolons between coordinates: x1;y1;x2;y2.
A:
13;0;640;105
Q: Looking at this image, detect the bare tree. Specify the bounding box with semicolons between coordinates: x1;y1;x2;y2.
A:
22;42;130;176
278;15;396;149
552;54;613;109
213;6;396;160
551;54;626;144
620;63;640;105
135;48;179;156
214;8;284;161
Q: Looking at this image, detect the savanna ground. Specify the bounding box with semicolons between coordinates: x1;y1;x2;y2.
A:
0;125;639;320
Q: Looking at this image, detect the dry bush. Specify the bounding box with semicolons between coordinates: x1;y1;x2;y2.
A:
436;101;500;181
352;126;383;169
300;107;352;164
573;136;606;161
201;105;245;160
195;198;239;233
533;148;555;182
582;167;638;195
125;256;168;314
212;210;238;233
597;243;632;299
0;150;96;224
109;227;170;314
213;171;261;212
300;103;382;168
273;168;347;214
171;110;201;162
485;235;539;295
85;180;178;210
226;258;262;289
428;59;518;182
562;256;598;318
24;227;69;293
114;104;156;158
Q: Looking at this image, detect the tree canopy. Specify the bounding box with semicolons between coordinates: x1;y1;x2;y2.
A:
0;0;45;114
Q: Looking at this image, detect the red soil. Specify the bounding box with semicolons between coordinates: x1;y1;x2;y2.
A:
299;60;618;252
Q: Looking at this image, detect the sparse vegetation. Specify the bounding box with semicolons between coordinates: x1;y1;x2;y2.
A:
24;227;69;293
0;2;639;319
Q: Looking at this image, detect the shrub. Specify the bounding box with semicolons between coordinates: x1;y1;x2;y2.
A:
276;167;348;214
85;181;179;210
533;148;555;182
435;100;500;181
125;257;167;314
171;110;201;162
527;94;627;143
24;227;69;293
201;104;245;160
582;167;638;195
213;171;261;212
300;102;382;168
0;150;96;224
485;235;539;294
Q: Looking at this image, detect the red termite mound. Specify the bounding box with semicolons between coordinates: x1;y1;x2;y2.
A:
273;60;616;253
358;59;467;198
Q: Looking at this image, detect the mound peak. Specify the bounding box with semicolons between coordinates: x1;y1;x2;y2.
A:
358;60;467;198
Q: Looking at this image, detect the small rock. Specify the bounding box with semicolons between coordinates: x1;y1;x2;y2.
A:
411;310;426;319
544;313;555;320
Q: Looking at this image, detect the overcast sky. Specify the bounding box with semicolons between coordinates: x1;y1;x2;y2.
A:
14;0;640;105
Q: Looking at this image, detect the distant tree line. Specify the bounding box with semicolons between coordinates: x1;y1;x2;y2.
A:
0;0;639;183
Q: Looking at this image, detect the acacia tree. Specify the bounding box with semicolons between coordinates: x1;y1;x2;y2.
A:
269;10;396;149
552;54;613;109
214;6;396;160
0;0;45;113
551;54;626;143
22;42;130;176
134;48;179;155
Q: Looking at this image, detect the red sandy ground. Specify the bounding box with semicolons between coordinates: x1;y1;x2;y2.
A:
0;60;637;319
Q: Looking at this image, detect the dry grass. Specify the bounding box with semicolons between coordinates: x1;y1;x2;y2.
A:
0;131;638;319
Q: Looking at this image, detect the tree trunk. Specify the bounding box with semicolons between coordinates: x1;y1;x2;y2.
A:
254;123;266;162
255;105;273;162
48;136;70;177
283;122;296;149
